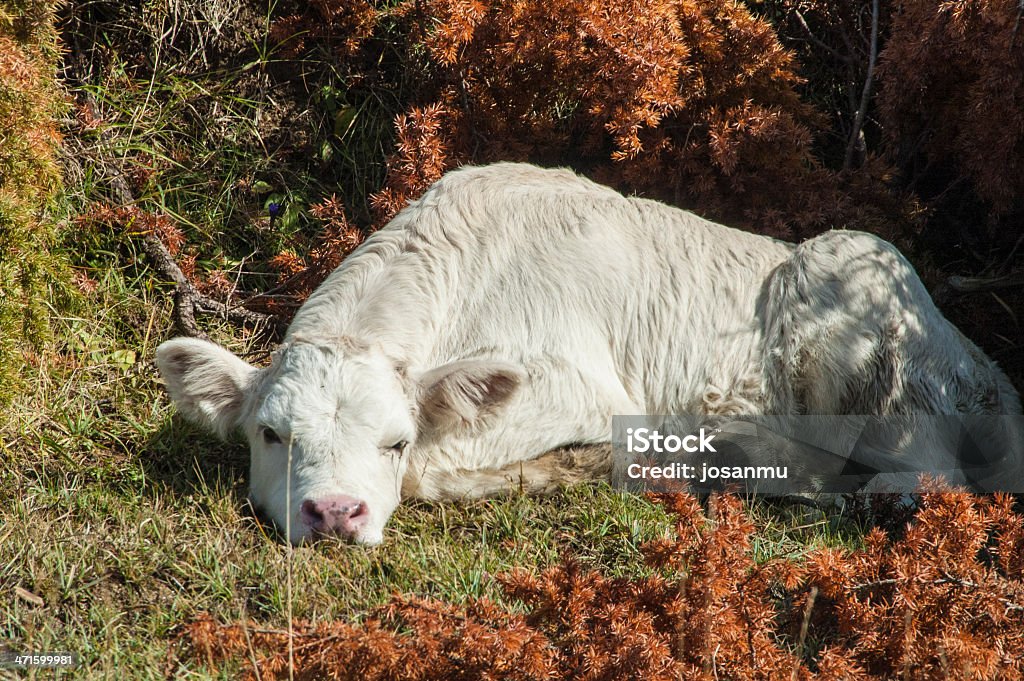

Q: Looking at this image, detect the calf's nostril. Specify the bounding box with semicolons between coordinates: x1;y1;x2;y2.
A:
300;499;324;527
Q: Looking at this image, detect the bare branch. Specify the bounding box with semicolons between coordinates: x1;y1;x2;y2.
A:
1012;0;1023;51
80;95;283;341
844;0;880;171
791;9;854;64
947;272;1024;294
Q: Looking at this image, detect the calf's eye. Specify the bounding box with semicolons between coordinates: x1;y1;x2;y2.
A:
263;427;282;445
389;440;409;455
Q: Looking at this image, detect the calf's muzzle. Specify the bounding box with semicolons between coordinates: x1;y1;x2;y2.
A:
300;494;369;540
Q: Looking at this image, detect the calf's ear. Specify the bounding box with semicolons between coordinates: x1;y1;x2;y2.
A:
155;337;258;438
416;360;525;434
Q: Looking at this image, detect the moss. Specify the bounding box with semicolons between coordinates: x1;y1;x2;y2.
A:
0;1;70;404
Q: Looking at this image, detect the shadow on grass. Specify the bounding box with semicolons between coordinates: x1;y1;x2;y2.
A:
139;416;252;505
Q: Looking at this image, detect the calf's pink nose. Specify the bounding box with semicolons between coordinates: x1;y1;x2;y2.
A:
300;495;369;538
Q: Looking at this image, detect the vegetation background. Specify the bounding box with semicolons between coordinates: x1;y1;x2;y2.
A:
2;0;1024;678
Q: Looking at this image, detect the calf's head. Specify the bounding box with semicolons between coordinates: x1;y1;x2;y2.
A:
155;336;523;545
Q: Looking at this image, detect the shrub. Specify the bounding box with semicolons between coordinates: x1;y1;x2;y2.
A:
0;0;69;403
371;0;843;238
877;0;1024;218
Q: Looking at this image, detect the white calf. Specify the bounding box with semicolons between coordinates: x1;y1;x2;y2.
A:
156;163;1020;544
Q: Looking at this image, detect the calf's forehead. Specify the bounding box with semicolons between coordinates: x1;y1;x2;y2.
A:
253;342;411;428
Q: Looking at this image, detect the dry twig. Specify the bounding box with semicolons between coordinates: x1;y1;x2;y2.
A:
947;273;1024;294
79;96;282;341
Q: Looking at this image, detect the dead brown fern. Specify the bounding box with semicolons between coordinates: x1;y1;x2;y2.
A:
877;0;1024;217
265;195;366;313
369;0;844;239
179;487;1024;679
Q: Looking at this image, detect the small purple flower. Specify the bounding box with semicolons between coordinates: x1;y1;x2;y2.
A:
268;202;282;220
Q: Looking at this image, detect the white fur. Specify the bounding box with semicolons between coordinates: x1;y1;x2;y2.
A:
156;163;1021;544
